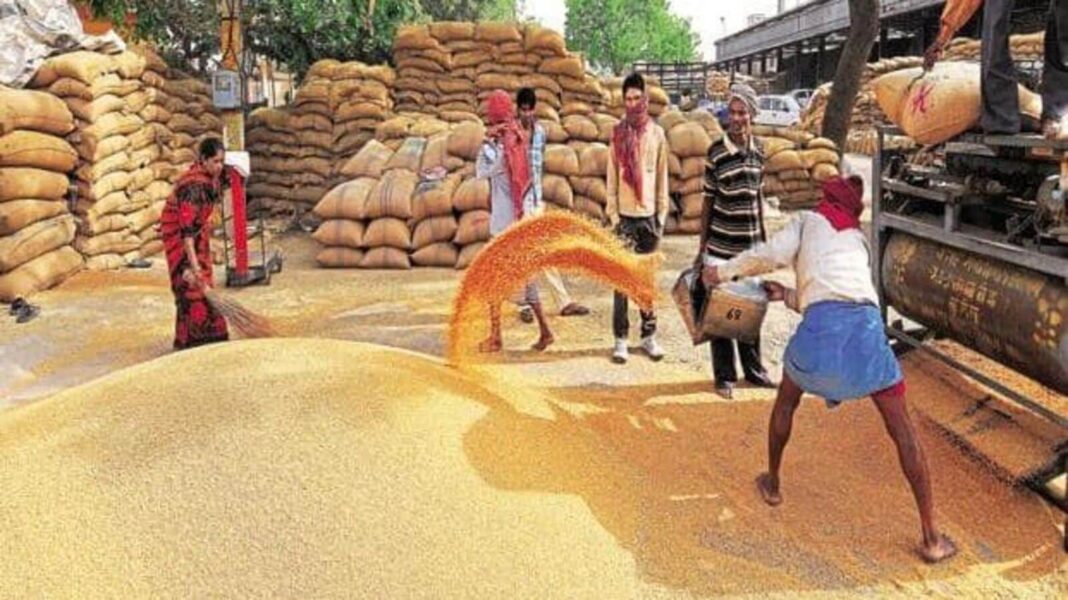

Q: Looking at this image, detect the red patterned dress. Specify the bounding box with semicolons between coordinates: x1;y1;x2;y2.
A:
159;165;228;350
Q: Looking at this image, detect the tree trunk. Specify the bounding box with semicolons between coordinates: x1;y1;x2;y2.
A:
821;0;880;149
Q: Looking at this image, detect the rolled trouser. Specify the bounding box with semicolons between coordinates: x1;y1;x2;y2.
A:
1042;0;1068;122
612;216;659;339
981;0;1021;133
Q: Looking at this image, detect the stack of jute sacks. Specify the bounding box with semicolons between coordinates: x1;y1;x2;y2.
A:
163;69;223;176
658;109;722;234
327;60;397;158
800;56;924;155
246;107;298;214
312;118;496;270
30;50;147;270
753;125;842;210
944;31;1045;62
0;87;84;300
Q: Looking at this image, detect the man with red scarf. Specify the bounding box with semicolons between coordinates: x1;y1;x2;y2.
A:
159;137;229;350
606;73;670;364
475;89;554;353
702;175;958;564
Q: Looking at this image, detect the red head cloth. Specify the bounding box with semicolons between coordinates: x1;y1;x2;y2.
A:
484;90;531;217
612;94;650;206
815;175;864;231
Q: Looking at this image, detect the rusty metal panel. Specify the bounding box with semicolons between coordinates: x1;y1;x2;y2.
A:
882;233;1068;394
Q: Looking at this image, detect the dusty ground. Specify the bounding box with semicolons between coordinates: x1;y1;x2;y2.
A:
1;205;1065;596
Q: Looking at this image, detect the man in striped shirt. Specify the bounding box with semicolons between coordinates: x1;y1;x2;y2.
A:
697;83;775;399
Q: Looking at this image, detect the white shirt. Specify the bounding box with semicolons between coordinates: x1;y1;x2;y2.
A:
717;211;880;312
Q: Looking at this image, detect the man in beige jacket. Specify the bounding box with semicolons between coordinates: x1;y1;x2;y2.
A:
606;72;671;364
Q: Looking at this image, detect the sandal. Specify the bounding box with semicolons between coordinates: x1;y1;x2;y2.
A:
15;303;39;324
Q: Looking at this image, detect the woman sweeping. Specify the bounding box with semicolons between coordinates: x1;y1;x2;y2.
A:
159;137;229;350
702;175;957;564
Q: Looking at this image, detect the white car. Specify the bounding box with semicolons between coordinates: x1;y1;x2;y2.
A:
754;95;802;127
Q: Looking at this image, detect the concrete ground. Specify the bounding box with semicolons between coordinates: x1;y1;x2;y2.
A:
1;204;1065;596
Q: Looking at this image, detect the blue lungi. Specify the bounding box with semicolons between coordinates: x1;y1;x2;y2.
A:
783;301;902;407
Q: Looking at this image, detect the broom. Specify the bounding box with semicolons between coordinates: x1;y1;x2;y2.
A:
204;288;277;339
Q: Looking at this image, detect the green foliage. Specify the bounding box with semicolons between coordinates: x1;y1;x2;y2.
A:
87;0;219;74
565;0;699;74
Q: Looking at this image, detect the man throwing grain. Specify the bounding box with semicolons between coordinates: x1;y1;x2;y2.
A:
475;89;554;353
606;73;670;364
703;175;958;564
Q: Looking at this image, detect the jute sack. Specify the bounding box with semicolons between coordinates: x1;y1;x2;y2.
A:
77;151;129;182
455;241;484;270
84;112;143;143
420;134;450;173
80;212;127;236
811;162;840;183
801;149;840;170
539;56;584;80
316;246;364;268
575;196;605;221
0;89;74;136
453;210;490;245
122;90;150;114
385;137;428;173
680;157;705;180
807;137;838;151
0;199;66;236
126;167;155;195
315;178;376;221
453;177;490;212
447;121;485;160
778;169;811;183
74;190;127;220
84;171;133;202
475;22;522;43
359;246;411;270
0;168;69;201
676;175;704;196
0;131;77;172
366;170;418;220
542;121;568;144
668;122;711;158
569;176;607;205
65;94;125;123
543;174;574;208
78;134;131;163
544;144;579;176
680;193;703;219
394;25;441;52
766;150;804;173
759;136;795;157
337;101;388;122
125;202;164;233
362;217;411;250
412;173;462;221
412;215;459;249
429;21;475;42
524;26;566;55
74;230;141;256
412;242;458;267
31;51;116;87
313;219;366;249
127;126;158;151
339;140;394;179
0;214;76;272
0;245;83;301
578;144;610;177
85;253;126;271
562;115;598;141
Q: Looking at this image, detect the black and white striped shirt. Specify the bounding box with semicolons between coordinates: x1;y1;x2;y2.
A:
703;135;767;259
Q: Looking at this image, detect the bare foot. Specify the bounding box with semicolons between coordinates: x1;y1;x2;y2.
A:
478;337;502;353
531;333;555;351
756;473;782;506
920;534;958;564
560;302;590;317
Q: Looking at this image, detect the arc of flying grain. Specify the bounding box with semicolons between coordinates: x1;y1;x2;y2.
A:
447;212;660;365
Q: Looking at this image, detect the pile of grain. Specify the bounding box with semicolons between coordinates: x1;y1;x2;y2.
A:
0;87;84;301
752;125;842;210
704;71;767;100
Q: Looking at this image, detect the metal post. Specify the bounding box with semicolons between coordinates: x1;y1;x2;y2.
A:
816;35;826;83
873;127;885;320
